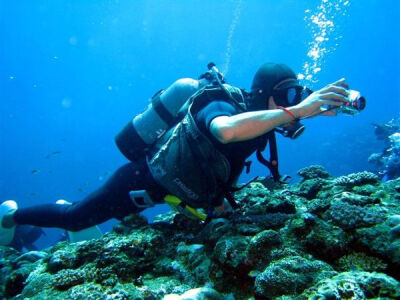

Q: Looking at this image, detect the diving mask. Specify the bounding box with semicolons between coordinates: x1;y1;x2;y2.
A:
272;79;313;107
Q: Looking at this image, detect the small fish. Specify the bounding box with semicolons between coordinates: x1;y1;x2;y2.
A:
31;169;40;174
45;151;61;159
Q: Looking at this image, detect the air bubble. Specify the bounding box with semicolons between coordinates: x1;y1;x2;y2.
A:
222;0;242;76
301;0;350;86
69;36;78;46
61;98;72;108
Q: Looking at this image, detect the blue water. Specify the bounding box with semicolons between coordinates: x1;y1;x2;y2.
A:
1;0;399;249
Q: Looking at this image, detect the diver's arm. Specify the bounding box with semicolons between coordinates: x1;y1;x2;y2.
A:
210;108;300;143
210;78;349;144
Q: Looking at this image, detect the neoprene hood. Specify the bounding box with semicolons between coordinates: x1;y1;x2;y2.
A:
249;62;302;110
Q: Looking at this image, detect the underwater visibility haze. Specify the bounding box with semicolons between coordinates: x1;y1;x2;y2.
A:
0;1;400;298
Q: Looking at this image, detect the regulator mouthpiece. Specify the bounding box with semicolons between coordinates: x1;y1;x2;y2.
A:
276;122;306;139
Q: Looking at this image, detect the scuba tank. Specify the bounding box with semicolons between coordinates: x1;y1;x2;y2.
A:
115;63;226;162
115;78;205;162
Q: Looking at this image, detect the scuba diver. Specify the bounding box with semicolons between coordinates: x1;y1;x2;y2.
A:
0;62;365;244
369;116;400;181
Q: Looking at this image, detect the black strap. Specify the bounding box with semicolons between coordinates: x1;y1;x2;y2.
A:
152;91;176;127
256;131;281;181
244;161;252;174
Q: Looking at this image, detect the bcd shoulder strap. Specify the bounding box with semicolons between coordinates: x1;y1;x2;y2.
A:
189;84;246;116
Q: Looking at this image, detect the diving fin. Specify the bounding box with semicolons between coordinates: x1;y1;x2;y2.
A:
0;200;18;246
55;199;103;242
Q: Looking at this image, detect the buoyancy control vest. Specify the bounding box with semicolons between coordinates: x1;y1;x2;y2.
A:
147;84;246;209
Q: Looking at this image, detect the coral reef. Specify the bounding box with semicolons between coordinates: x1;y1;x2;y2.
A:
301;271;400;299
1;166;400;299
335;252;387;272
254;256;336;299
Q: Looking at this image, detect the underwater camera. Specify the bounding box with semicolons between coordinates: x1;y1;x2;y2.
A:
337;89;366;115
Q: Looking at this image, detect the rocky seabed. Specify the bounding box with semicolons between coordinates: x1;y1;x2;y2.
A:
1;166;400;299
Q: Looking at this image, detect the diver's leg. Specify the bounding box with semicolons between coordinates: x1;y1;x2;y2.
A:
13;160;166;231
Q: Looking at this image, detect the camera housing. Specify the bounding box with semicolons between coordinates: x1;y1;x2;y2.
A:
337;90;366;115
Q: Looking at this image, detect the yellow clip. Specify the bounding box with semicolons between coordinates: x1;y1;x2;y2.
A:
164;195;207;221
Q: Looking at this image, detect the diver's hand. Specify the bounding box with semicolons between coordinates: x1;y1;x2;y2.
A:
294;78;350;119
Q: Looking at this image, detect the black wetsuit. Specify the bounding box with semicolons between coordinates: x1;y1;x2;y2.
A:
14;101;260;231
14;159;167;231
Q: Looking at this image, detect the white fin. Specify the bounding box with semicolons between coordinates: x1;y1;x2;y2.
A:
0;200;18;246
